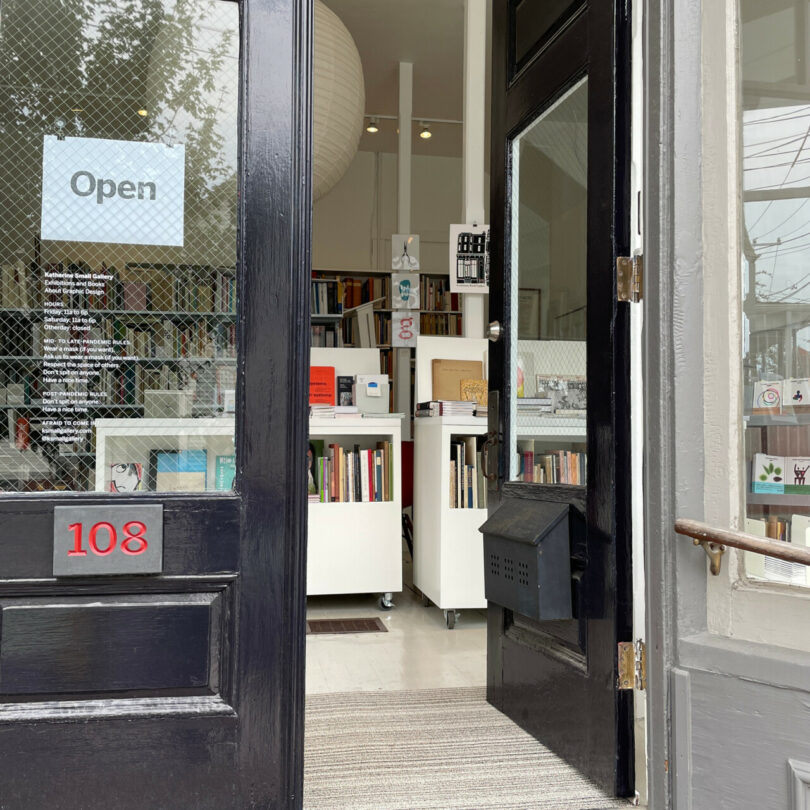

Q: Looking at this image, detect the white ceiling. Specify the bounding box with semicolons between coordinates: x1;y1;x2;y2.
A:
322;0;469;157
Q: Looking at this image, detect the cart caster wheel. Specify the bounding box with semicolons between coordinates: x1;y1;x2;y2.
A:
421;592;431;607
378;593;394;611
444;609;457;630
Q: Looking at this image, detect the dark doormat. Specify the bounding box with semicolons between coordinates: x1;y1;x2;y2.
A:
306;618;388;635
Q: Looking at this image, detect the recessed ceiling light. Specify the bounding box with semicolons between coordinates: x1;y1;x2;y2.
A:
419;122;432;140
366;117;379;133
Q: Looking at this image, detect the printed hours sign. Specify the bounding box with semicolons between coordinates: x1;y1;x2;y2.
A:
41;135;185;246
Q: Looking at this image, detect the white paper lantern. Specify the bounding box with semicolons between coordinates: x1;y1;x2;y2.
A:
313;0;365;201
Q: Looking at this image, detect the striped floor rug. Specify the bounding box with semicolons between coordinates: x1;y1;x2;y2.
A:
304;687;628;810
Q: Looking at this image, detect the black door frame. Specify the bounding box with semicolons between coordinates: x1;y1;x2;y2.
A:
488;0;633;795
236;0;311;801
0;0;311;806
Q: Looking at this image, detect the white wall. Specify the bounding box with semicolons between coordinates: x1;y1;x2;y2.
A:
312;149;465;273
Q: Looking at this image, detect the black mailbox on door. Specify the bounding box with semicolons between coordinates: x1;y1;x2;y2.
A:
479;498;582;621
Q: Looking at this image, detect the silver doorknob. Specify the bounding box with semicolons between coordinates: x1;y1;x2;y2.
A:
487;321;502;342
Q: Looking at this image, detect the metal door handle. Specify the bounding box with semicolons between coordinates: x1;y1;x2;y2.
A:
480;432;498;481
487;320;502;342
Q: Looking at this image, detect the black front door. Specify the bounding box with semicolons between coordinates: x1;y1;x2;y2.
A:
486;0;634;797
0;0;310;807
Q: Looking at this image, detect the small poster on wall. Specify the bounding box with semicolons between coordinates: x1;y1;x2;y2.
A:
392;311;419;347
392;234;420;270
449;223;490;293
392;273;420;309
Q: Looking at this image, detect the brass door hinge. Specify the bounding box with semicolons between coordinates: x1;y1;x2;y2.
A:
616;255;643;303
617;640;647;690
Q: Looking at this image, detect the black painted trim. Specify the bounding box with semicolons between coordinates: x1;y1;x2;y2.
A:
236;0;311;806
489;0;634;797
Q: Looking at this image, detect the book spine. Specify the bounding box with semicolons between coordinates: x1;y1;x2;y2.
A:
360;450;370;502
374;451;383;502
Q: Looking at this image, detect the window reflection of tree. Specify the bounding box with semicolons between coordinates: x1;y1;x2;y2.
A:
0;0;238;265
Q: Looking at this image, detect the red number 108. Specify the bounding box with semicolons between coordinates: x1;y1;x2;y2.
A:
67;521;149;557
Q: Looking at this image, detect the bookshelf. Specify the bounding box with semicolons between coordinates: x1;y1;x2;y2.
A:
308;416;402;600
0;261;237;491
310;271;466;425
413;415;488;629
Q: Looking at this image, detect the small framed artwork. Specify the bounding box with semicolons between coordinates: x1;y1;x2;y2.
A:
392;273;420;309
392;234;420;270
449;223;490;293
392;311;419;347
517;288;541;339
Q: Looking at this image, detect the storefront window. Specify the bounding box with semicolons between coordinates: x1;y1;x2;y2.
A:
0;0;239;493
510;78;588;484
741;1;810;584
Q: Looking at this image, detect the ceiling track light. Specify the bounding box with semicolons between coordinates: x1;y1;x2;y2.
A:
366;116;379;134
419;122;432;140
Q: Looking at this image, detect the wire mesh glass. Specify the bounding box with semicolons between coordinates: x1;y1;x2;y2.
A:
0;0;239;493
741;3;810;586
509;78;588;484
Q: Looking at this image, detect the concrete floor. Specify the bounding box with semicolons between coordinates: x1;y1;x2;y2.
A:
305;580;487;695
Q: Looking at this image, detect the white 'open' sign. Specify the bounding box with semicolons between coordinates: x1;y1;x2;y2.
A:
41;135;185;246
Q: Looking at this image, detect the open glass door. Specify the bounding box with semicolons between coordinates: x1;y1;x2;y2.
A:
0;0;310;806
486;0;634;797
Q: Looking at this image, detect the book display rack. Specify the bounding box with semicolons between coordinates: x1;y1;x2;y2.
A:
308;417;402;597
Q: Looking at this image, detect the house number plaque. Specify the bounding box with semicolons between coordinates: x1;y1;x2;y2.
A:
53;504;163;576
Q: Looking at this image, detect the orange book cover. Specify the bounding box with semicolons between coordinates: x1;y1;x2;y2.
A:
309;366;336;405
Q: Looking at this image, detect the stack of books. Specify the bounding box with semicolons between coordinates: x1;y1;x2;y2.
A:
516;397;553;416
518;450;586;484
311;441;394;503
310;404;335;418
449;437;487;509
415;400;476;417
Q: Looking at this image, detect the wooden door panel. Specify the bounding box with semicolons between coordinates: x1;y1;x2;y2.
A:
0;719;238;810
488;0;633;796
0;591;224;697
0;496;240;578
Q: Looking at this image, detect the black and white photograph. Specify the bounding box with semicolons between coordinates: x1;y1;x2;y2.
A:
449;223;490;293
535;375;587;413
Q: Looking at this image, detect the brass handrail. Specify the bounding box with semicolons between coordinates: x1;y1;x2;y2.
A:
674;518;810;576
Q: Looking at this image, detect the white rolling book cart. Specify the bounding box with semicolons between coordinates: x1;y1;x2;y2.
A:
308;348;403;609
412;336;489;629
308;416;402;604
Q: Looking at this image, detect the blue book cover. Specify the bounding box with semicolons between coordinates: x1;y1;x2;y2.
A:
155;449;207;492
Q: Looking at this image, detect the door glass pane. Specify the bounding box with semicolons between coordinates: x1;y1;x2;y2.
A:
741;1;810;585
509;78;587;483
0;0;239;494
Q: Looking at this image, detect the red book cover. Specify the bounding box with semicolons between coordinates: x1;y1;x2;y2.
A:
523;450;534;482
367;449;374;501
309;366;335;405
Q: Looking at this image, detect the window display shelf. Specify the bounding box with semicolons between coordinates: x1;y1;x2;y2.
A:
94;417;235;493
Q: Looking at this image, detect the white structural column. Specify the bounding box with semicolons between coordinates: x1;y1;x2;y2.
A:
462;0;487;338
397;62;413;233
396;62;414;437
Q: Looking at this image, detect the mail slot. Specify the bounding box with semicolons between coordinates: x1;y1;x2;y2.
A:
480;498;582;620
